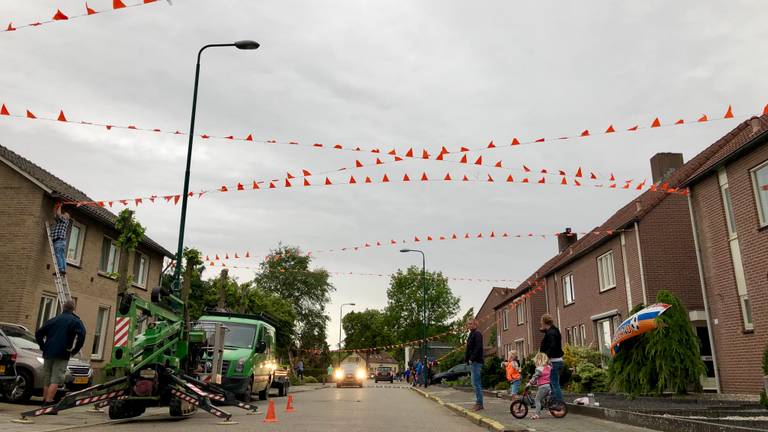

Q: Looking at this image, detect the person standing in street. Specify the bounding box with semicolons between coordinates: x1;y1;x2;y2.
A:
51;203;71;276
326;364;334;385
465;319;484;411
539;314;564;403
296;359;305;382
35;300;85;407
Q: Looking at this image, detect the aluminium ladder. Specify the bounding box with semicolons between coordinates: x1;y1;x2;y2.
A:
45;221;72;307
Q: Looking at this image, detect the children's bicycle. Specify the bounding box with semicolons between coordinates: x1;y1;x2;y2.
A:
509;387;568;419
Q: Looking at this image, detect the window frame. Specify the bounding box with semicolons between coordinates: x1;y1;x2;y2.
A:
502;308;509;331
99;236;121;275
516;302;525;325
580;324;587;346
90;305;111;360
750;160;768;228
597;250;617;292
132;251;149;289
566;327;573;345
66;220;86;267
562;273;575;306
514;339;525;359
36;294;60;329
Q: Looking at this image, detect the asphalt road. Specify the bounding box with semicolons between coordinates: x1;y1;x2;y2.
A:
18;382;485;432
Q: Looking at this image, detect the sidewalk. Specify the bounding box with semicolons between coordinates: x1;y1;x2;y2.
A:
412;386;660;432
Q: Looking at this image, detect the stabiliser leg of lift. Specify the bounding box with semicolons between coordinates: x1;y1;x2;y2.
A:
14;376;129;423
182;374;259;413
169;387;234;423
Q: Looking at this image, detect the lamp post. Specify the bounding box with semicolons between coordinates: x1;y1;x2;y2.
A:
400;248;427;387
172;41;260;293
338;303;356;366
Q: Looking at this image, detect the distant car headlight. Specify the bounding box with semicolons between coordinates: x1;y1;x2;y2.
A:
36;357;45;364
356;369;366;380
235;358;246;373
334;369;344;379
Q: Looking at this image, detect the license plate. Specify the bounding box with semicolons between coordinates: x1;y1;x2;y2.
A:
0;365;5;374
73;376;89;384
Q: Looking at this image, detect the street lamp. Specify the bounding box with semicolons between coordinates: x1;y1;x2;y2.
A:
400;248;428;387
338;303;356;366
172;41;260;293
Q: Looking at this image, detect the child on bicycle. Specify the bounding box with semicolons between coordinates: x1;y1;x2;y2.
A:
526;352;552;420
502;350;521;396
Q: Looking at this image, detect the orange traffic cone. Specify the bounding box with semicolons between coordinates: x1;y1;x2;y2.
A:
263;399;278;422
285;395;295;412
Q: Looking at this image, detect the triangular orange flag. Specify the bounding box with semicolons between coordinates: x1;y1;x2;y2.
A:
85;3;97;15
402;173;410;182
581;130;590;137
388;149;397;155
574;179;581;186
561;177;567;185
590;172;597;180
460;146;469;152
697;114;708;122
420;172;428;181
245;134;253;141
763;104;768;115
724;105;734;119
451;234;457;239
6;23;16;31
26;110;36;119
511;138;520;145
382;174;390;182
605;125;615;133
56;110;68;122
394;156;403;161
474;156;483;165
494;161;502;168
427;236;433;241
365;177;372;183
537;177;545;184
575;167;582;177
376;158;383;165
286;172;295;179
506;175;514;182
303;178;311;186
487;174;494;182
53;9;69;20
252;181;260;189
459;154;468;164
610;173;616;181
422;149;430;159
627;125;638;131
113;0;127;9
236;182;244;191
558;170;566;176
651;117;661;128
487;140;495;148
355;160;363;168
444;173;452;181
523;165;531;172
349;176;357;184
284;179;292;187
302;169;311;176
325;177;332;185
535;138;545;142
269;182;276;189
414;236;420;242
462;175;469;182
0;104;9;115
675;119;684;125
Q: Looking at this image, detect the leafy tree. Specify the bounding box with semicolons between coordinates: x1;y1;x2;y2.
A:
114;209;146;296
384;266;460;343
609;290;705;395
252;245;334;353
342;309;396;350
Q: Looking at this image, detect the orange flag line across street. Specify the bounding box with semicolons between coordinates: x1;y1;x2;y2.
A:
1;101;762;161
2;1;162;34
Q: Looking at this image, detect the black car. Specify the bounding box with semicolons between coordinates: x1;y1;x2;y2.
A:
0;328;18;397
431;363;470;384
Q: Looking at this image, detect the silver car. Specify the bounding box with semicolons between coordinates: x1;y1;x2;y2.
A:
0;323;93;403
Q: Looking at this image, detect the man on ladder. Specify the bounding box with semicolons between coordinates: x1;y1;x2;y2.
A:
51;203;71;277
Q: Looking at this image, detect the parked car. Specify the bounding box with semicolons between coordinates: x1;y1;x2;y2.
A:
431;363;471;384
0;328;18;397
0;322;93;403
374;366;394;383
335;363;366;388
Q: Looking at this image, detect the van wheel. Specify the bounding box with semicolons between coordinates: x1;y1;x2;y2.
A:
238;376;253;403
258;377;270;401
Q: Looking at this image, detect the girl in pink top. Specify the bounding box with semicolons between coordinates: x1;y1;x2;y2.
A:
527;352;552;419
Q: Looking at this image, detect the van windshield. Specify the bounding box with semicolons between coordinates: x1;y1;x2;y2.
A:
199;322;256;349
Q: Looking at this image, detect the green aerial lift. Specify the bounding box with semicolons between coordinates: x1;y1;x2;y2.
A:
14;287;258;424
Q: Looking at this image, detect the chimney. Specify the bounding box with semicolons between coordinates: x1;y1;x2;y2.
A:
650;153;684;184
557;227;578;253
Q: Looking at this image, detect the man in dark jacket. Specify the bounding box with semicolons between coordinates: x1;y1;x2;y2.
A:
539;313;564;402
464;319;484;411
35;300;86;405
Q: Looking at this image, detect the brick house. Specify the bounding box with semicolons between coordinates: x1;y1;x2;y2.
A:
475;287;513;358
681;116;768;394
496;153;715;389
0;144;173;376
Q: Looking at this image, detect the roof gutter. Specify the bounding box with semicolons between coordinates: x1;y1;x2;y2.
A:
681;126;768;187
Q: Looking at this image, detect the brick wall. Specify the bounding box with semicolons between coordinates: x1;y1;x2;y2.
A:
691;141;768;394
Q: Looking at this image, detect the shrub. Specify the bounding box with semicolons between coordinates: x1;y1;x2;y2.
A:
569;362;609;393
495;381;510;391
482;356;505;389
520;354;536;382
455;376;472;387
289;375;303;386
761;391;768;410
303;376;318;384
564;345;602;369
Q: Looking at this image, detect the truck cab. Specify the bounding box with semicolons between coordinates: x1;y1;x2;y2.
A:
197;312;278;402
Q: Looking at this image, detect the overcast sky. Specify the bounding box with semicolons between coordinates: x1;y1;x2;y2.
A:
2;0;767;348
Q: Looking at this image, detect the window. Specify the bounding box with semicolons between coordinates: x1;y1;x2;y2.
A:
580;324;587;346
562;273;575;305
752;161;768;227
596;318;614;358
37;294;60;329
719;169;753;331
516;302;525;325
99;237;120;274
91;306;111;360
502;308;509;330
133;252;149;288
514;339;525;358
66;221;86;266
566;327;573;345
573;326;581;346
597;251;616;292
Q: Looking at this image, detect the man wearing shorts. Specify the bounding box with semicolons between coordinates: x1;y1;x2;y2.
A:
35;300;86;408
